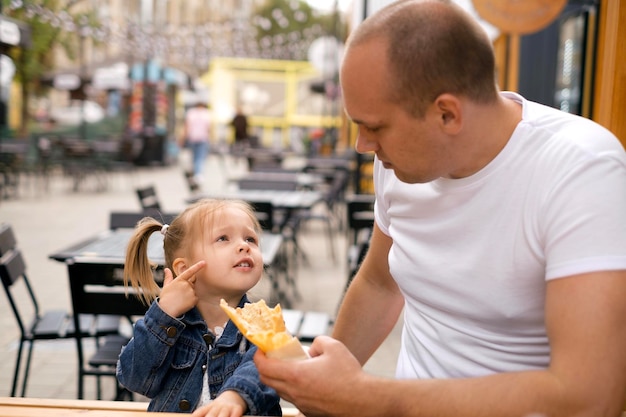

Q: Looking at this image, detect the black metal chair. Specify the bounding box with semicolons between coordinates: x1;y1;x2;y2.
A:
67;259;154;399
0;223;121;398
344;194;376;293
291;170;351;264
135;185;161;210
346;194;375;245
184;170;200;193
248;201;276;232
246;151;283;171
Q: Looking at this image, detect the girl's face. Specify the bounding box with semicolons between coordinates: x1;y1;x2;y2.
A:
189;206;263;299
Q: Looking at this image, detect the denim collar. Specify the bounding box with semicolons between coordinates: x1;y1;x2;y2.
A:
179;295;251;349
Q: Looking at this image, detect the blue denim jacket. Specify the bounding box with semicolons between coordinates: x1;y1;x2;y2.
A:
116;295;281;415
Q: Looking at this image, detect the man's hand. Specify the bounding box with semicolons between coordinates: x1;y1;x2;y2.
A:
254;335;366;417
157;261;206;318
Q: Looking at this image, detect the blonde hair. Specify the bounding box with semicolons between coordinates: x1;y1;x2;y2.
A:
124;198;261;305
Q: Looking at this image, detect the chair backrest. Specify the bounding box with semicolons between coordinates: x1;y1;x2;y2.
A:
323;169;350;206
346;194;376;243
136;186;161;210
66;258;153;399
67;259;153;320
0;247;25;289
184;171;200;192
246;152;283;171
0;246;40;336
249;201;275;231
109;210;178;230
0;223;17;256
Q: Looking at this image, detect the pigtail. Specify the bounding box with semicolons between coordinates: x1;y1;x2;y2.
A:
124;217;163;305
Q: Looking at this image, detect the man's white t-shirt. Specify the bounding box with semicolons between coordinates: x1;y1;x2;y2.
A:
373;92;626;379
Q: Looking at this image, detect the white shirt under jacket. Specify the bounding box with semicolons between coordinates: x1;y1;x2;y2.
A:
373;92;626;380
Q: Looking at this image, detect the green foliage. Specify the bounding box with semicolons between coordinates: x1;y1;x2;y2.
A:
2;0;101;136
254;0;317;38
253;0;347;58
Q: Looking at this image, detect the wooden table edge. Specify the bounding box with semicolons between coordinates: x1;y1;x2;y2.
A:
0;397;300;416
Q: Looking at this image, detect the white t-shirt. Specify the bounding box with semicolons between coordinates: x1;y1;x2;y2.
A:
373;92;626;379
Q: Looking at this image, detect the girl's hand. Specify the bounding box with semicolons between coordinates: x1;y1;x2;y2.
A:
158;261;206;318
191;390;246;417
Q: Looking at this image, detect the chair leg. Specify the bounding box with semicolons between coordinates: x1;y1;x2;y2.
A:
77;370;84;399
324;218;337;264
96;375;102;400
10;339;25;397
19;340;36;397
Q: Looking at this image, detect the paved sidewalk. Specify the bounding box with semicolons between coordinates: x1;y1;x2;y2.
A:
0;151;401;402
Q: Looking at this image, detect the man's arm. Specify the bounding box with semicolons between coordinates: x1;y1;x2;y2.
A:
256;270;626;417
368;270;626;417
332;224;405;364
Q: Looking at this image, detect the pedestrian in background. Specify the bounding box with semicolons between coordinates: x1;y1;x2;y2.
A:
231;106;249;144
181;100;212;185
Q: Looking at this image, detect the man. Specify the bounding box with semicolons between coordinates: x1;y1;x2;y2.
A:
254;1;626;416
231;106;249;144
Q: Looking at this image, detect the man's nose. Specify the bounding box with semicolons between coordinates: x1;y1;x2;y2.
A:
355;133;377;154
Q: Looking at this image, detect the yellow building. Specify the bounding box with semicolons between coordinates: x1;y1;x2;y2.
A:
202;57;344;151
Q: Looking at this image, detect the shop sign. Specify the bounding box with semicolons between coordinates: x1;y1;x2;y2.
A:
53;73;81;90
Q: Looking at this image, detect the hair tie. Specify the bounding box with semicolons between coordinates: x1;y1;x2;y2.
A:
161;224;169;236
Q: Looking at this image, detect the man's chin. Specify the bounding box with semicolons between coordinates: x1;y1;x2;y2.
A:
382;162;427;183
394;169;429;184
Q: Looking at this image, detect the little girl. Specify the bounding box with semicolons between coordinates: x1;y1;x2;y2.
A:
116;198;282;416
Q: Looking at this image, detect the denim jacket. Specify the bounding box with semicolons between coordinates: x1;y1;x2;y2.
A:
116;295;282;415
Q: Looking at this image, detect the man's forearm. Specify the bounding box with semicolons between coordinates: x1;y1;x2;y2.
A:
333;271;404;365
347;368;617;417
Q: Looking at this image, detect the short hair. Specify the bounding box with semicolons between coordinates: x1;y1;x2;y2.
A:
347;0;499;117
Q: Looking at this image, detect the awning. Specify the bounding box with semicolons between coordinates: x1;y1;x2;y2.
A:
92;62;130;90
0;14;31;49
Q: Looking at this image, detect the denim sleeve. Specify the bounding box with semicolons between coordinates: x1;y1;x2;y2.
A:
219;344;282;416
116;301;188;398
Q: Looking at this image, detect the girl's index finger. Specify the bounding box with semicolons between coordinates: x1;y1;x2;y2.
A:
178;260;206;280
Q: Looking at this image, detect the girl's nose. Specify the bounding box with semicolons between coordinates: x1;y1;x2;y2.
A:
238;241;250;252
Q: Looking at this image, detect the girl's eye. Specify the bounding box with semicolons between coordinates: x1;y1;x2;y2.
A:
217;235;228;242
246;236;258;244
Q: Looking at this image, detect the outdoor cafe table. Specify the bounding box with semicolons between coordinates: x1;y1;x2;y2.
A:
227;171;325;190
0;397;301;416
48;228;292;305
49;228;282;265
187;189;322;210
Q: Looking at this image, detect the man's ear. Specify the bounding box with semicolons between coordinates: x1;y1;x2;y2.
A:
172;258;187;277
434;94;463;134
